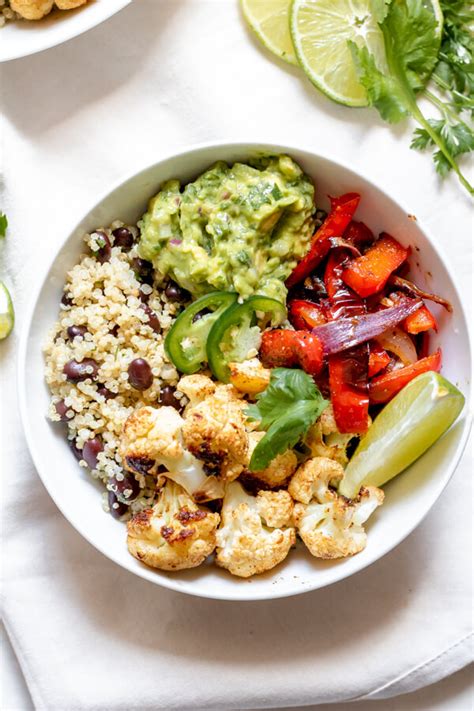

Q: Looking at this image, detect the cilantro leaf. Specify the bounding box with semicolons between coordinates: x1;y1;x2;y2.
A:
0;212;7;239
246;368;328;471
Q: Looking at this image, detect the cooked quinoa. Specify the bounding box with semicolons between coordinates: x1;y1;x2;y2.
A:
44;222;189;519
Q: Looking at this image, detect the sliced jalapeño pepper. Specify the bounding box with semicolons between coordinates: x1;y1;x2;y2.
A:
207;295;287;383
165;291;238;374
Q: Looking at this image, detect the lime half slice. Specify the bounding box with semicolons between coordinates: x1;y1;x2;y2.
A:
0;282;14;340
241;0;298;66
290;0;443;107
339;371;465;499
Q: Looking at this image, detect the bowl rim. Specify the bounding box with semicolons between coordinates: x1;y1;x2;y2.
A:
0;0;132;63
17;139;474;601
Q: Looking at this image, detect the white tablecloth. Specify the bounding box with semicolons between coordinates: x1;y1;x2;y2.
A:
1;1;472;709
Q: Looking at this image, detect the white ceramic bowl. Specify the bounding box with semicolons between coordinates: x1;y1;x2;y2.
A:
19;142;472;601
0;0;131;63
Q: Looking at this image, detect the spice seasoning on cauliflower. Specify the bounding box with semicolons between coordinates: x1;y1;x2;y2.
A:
127;480;220;571
289;457;384;559
216;481;295;578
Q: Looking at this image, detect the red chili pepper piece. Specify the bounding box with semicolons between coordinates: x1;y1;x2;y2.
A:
286;193;360;288
342;234;410;298
288;299;327;330
324;249;369;433
403;303;438;334
259;330;323;375
368;342;391;378
343;220;375;249
369;349;442;404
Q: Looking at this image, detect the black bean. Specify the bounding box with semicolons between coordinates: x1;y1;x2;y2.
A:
165;280;190;302
70;439;83;461
82;437;104;469
55;399;73;421
141;303;161;333
131;258;154;285
112;227;135;250
128;358;153;390
159;385;181;410
61;291;73;307
109;324;119;337
97;384;116;400
138;286;150;303
92;231;112;263
67;325;87;340
192;307;212;323
110;473;141;503
63;358;99;382
108;491;128;519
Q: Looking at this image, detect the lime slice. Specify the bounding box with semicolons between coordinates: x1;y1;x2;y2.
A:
339;371;465;499
290;0;443;107
0;281;14;340
241;0;298;66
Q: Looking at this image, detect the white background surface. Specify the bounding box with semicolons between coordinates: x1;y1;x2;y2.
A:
1;0;473;709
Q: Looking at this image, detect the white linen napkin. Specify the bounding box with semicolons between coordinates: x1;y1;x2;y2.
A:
1;1;472;708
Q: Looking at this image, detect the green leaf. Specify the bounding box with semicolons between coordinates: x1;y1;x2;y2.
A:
410;127;433;150
0;212;8;239
246;368;329;471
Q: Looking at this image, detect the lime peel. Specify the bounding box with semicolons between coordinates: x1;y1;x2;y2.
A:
0;281;14;340
339;371;465;499
241;0;298;66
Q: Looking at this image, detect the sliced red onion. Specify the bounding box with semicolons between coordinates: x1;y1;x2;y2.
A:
169;238;182;246
389;275;452;312
375;327;417;365
312;297;422;355
328;237;362;257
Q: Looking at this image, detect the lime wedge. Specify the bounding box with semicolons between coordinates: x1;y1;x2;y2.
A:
241;0;298;66
339;371;465;499
0;281;14;340
290;0;443;107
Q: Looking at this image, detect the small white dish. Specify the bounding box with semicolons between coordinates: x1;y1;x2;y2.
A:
0;0;131;63
18;141;472;601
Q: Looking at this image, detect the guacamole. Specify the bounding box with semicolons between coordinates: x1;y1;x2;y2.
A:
138;155;315;303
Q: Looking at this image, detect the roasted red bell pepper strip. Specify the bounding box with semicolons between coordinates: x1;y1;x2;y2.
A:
343;220;375;249
403;303;438;334
325;249;369;433
286;193;360;288
368;342;391;377
369;349;442;404
342;234;410;298
259;329;324;375
288;299;327;330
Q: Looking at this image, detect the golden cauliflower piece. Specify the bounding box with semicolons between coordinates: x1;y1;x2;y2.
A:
240;431;298;490
229;358;271;395
10;0;54;19
216;481;295;578
289;457;384;559
127;480;219;571
178;374;216;408
182;384;248;481
55;0;87;8
120;405;224;501
305;405;359;468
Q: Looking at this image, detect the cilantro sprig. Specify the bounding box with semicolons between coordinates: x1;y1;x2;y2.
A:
246;368;328;472
349;0;473;196
0;212;7;239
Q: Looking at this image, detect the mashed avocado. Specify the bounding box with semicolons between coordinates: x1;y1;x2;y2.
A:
139;155;315;302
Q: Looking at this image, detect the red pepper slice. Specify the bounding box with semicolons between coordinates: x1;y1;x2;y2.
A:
288;299;327;330
369;349;442;404
286;193;360;288
259;329;324;375
368;342;391;377
403;303;438;334
342;234;410;298
324;249;369;433
343;220;375;249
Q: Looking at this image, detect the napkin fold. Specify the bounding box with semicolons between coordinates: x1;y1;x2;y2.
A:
1;1;472;708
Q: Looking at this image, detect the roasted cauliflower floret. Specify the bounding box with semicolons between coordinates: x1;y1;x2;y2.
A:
241;431;298;489
178;374;216;408
10;0;54;19
55;0;87;8
182;384;248;481
289;457;384;559
305;405;359;468
120;405;224;501
216;482;295;577
127;480;220;571
229;358;271;395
